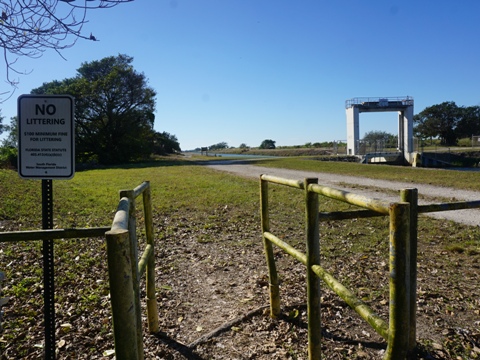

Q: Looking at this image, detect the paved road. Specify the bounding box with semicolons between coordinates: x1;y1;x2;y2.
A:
205;161;480;226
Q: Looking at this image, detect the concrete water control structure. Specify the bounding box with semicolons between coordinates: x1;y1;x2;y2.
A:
345;96;414;164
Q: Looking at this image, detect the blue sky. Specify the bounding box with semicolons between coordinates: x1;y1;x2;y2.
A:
1;1;480;150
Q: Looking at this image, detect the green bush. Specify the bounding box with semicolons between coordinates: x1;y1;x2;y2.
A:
0;147;17;169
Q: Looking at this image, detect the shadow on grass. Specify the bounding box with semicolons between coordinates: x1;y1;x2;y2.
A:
75;156;269;172
75;157;199;172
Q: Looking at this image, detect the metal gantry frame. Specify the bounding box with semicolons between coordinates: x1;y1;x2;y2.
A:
345;96;414;164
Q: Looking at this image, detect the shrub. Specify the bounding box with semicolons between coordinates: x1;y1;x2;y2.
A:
0;147;17;169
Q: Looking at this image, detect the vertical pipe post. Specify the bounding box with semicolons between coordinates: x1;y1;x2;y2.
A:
385;202;410;360
105;229;139;360
401;188;418;354
142;183;159;333
305;178;321;360
42;179;56;360
119;189;143;360
260;176;280;317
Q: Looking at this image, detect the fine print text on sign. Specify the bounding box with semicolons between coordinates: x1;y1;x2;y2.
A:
18;95;75;179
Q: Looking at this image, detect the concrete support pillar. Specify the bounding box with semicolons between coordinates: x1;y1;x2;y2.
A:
398;111;404;151
404;105;414;160
346;106;359;155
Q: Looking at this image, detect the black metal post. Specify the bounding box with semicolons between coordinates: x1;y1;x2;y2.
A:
42;179;55;359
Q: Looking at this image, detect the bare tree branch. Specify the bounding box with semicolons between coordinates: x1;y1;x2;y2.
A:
0;0;133;101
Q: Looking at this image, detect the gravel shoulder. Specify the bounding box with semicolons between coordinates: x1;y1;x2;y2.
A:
205;161;480;227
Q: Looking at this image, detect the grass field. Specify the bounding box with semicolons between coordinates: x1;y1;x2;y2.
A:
0;156;479;359
253;156;480;191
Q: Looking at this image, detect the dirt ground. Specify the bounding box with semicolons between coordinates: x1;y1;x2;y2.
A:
142;208;480;360
140;163;480;359
1;163;480;359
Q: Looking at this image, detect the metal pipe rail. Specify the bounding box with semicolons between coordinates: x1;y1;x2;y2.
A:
260;174;410;360
345;96;414;109
263;230;389;340
309;183;392;215
110;197;130;231
106;181;159;360
260;174;304;189
418;200;480;213
260;173;480;360
0;227;110;242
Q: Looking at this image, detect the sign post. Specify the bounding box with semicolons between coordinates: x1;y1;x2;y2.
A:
18;95;74;360
41;178;55;359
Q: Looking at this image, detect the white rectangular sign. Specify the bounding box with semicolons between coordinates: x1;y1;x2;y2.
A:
18;95;75;179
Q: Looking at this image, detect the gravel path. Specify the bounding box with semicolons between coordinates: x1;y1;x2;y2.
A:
204;160;480;226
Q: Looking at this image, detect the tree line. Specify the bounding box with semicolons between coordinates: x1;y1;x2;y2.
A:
199;139;278;152
414;101;480;146
362;102;480;147
207;100;480;152
0;54;180;167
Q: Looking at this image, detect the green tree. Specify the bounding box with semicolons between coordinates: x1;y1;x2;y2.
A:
0;111;3;134
209;142;228;150
0;116;18;168
414;101;461;145
413;113;437;142
32;54;156;164
259;139;276;149
456;105;480;138
153;132;181;155
1;116;18;148
362;130;397;148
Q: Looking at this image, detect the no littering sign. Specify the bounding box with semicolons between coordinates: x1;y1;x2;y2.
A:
18;95;75;179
